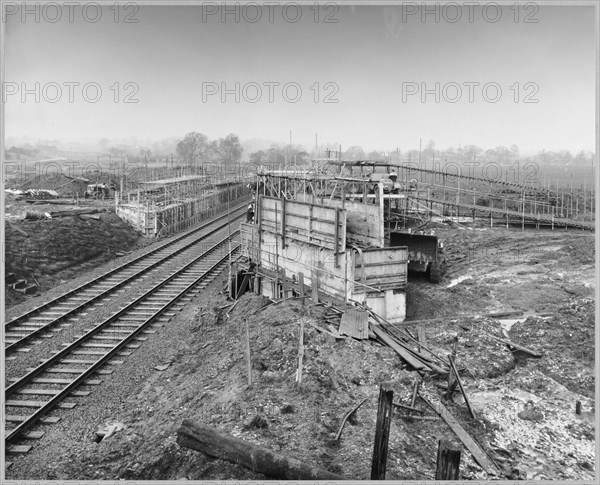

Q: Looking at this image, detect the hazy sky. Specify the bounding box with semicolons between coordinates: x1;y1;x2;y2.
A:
4;3;596;153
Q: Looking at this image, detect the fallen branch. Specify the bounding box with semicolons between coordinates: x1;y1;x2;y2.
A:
177;419;344;480
485;332;542;357
334;397;368;441
391;402;423;414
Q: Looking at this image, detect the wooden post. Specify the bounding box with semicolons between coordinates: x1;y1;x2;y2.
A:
281;269;288;298
298;272;305;304
296;318;305;385
244;318;252;388
371;385;394;480
410;379;421;413
576;401;582;414
435;440;461;480
311;271;319;303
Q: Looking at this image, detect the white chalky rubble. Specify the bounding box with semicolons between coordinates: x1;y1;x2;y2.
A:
467;371;595;480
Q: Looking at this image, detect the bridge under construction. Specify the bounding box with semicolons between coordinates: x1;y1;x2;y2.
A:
255;160;595;232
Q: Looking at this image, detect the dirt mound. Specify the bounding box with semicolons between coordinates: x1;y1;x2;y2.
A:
509;297;595;397
5;213;146;307
16;173;90;196
424;317;515;378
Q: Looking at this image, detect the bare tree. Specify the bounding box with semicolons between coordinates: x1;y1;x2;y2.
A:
176;132;209;170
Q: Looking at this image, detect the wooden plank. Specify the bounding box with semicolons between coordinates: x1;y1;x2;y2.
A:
379;320;447;369
260;197;346;252
419;390;499;475
371;325;432;372
417;325;427;354
376;323;447;374
448;355;475;419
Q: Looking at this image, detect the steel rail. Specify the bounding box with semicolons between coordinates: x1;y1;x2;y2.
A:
6;232;240;444
4;201;247;329
5;210;245;352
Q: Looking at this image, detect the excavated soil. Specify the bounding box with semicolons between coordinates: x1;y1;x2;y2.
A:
4;199;151;308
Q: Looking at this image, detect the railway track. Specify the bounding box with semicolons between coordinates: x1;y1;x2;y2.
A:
5;228;241;454
4;203;246;354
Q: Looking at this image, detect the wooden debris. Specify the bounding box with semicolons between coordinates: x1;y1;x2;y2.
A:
485;332;542;357
419;389;499;475
371;385;394;480
435;440;461;480
391;402;423;414
7;221;30;237
332;397;368;443
50;208;105;218
417;324;428;354
339;309;369;339
410;379;421;409
370;312;448;370
296;318;304;385
177;419;344;479
305;320;339;339
448;354;475;419
371;325;433;372
327;324;347;339
244;318;252;388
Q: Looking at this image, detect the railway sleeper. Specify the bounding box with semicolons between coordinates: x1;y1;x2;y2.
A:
6;400;78;409
77;342;141;350
8;377;103;385
40;358;124;365
24;366;114;375
15;389;91;396
65;349;132;357
5;416;60;424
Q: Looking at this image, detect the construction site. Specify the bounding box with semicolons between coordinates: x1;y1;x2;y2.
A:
3;157;596;480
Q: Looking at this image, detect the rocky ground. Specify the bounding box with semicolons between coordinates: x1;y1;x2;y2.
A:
3;222;596;480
